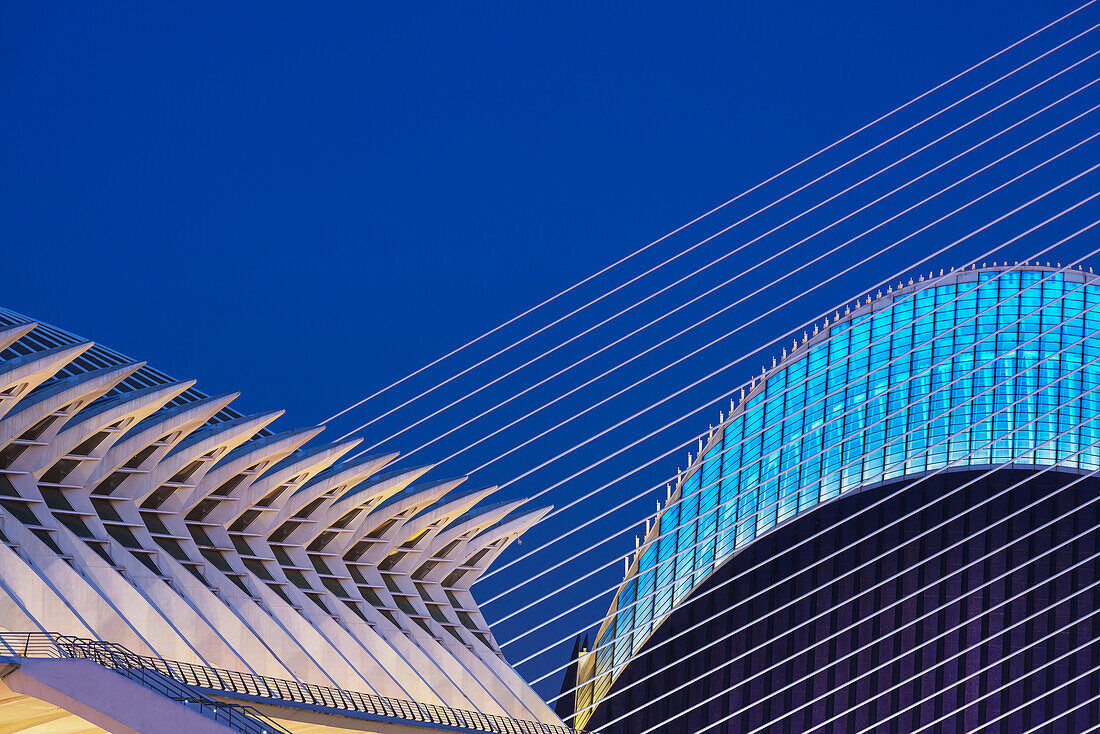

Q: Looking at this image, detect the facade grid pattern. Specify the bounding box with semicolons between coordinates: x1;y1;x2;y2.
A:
589;270;1100;711
0;306;561;724
584;470;1100;734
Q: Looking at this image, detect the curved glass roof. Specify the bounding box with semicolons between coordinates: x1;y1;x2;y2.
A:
579;265;1100;720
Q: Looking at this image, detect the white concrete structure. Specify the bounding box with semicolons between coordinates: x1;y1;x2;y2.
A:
0;307;561;728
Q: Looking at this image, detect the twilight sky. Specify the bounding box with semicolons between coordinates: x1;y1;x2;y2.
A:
3;1;1096;695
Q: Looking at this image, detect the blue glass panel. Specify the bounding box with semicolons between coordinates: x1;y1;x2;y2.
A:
653;502;678;621
606;273;1100;674
613;580;636;670
634;545;657;646
673;485;699;604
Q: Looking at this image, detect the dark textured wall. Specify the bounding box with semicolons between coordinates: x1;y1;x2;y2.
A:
584;469;1100;734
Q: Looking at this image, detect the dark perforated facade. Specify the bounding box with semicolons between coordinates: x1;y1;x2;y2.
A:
581;469;1100;733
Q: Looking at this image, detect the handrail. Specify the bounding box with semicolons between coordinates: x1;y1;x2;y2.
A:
0;632;582;734
0;632;287;734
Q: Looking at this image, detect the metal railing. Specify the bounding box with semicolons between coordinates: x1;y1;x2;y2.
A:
0;633;288;734
0;632;582;734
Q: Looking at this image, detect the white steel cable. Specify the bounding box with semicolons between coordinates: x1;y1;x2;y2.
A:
842;568;1100;734
497;224;1100;633
800;612;1099;734
390;64;1100;471
603;408;1100;732
510;253;1100;681
492;187;1100;625
645;469;1100;734
496;243;1100;715
729;432;1100;734
471;94;1100;602
321;0;1097;430
537;258;1100;703
510;245;1100;680
501;268;1100;647
919;642;1100;734
323;0;1096;431
485;157;1100;511
486;209;1100;664
827;556;1100;734
481;155;1100;549
388;109;1100;614
536;243;1100;706
344;23;1100;458
627;402;1100;734
1078;719;1100;734
592;446;1100;732
1022;689;1100;734
478;144;1100;588
591;435;1100;729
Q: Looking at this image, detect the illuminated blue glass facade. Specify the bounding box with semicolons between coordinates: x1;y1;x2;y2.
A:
578;267;1100;720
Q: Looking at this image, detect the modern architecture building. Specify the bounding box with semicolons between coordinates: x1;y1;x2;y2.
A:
566;264;1100;733
0;307;569;733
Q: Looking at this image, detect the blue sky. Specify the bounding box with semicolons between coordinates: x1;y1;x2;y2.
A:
3;1;1096;695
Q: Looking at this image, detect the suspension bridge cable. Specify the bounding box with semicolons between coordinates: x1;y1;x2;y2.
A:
386;60;1100;471
393;70;1100;478
618;380;1100;734
477;133;1100;587
530;238;1100;704
517;247;1100;681
501;239;1100;656
340;20;1098;455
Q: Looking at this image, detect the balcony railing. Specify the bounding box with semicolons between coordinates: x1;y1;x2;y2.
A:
0;632;288;734
0;632;582;734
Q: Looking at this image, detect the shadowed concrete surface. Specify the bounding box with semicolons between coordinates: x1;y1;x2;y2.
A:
0;644;571;734
0;658;238;734
0;657;513;734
